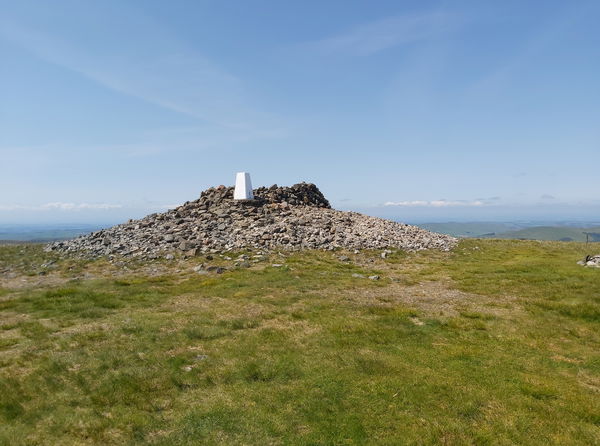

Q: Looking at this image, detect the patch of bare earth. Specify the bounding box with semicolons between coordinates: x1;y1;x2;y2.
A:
338;257;522;319
0;272;72;291
335;279;518;318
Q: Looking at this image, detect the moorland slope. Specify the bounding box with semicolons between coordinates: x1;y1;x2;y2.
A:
1;240;599;444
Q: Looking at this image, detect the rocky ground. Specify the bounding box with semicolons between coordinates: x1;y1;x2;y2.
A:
47;183;457;259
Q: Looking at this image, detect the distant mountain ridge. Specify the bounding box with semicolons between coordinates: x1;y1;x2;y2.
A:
487;226;600;242
0;224;106;243
417;222;521;238
417;222;600;242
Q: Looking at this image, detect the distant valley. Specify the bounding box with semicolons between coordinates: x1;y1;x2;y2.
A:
0;224;107;244
418;222;600;242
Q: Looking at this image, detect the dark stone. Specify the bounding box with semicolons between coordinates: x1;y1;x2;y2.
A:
206;266;226;274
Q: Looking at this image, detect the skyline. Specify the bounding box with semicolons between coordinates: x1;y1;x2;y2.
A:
1;0;599;223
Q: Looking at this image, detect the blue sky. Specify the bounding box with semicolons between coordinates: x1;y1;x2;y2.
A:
1;0;599;224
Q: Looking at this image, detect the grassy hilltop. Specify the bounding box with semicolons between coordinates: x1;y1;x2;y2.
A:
1;240;599;445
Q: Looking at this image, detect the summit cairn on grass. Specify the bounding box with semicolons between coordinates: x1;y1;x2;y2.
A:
47;182;456;259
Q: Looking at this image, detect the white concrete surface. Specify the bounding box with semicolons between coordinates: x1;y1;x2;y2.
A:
234;172;254;200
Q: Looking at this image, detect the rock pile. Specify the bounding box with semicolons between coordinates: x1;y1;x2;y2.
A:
202;182;330;209
47;182;457;259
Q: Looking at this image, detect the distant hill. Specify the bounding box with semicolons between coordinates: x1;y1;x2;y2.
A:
417;222;523;238
0;224;105;243
486;226;600;242
416;222;600;242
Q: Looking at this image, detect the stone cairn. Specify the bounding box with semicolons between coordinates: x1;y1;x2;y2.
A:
47;183;457;259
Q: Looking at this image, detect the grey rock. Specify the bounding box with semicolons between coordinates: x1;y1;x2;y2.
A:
206;266;226;274
185;248;199;257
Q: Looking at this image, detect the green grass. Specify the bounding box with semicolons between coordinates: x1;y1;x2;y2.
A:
0;241;599;445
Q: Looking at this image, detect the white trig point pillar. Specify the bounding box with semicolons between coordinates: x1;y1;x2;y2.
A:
234;172;254;200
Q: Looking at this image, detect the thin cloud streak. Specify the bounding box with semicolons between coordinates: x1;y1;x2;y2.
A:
384;200;485;207
0;203;123;211
307;11;461;56
0;12;284;134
